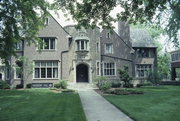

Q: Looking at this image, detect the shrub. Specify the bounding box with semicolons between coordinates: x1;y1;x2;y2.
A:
16;84;23;89
106;88;143;95
111;82;121;88
0;80;10;89
59;80;68;89
118;66;133;88
54;80;68;89
62;89;75;93
95;76;107;87
136;82;152;87
26;83;32;88
54;83;61;88
123;84;134;88
99;81;112;92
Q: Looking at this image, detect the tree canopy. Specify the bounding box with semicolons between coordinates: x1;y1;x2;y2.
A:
0;0;50;62
55;0;179;46
0;0;179;61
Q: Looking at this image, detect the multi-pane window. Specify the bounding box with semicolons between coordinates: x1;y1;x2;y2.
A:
77;40;88;51
105;43;113;54
103;62;115;76
136;64;152;78
96;61;100;75
34;61;58;79
40;38;56;50
171;52;180;62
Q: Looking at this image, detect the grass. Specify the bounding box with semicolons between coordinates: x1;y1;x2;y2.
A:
0;89;87;121
104;86;180;121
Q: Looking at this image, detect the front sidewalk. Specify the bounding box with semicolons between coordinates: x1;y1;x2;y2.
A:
78;89;133;121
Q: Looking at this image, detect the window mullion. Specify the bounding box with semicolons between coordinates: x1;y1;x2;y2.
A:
48;39;50;50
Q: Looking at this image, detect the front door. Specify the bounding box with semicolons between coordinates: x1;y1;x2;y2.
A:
76;64;88;82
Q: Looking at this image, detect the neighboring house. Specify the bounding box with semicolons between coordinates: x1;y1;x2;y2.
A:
130;29;157;81
1;15;157;87
170;49;180;80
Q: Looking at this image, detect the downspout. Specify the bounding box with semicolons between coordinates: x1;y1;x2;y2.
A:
60;50;69;80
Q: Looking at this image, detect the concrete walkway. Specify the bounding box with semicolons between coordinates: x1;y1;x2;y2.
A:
78;89;133;121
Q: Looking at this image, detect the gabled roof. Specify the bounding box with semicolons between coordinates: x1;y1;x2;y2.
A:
130;29;157;48
49;14;71;36
101;29;132;50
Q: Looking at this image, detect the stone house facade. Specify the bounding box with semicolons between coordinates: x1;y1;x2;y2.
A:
0;15;157;87
170;49;180;80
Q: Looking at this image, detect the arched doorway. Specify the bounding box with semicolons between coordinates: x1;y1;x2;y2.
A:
76;64;89;82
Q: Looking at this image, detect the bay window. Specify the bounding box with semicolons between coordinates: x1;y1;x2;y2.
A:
76;40;88;51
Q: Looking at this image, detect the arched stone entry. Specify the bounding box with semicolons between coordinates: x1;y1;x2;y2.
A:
76;64;89;82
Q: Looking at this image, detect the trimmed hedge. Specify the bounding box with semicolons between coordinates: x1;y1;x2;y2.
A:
111;82;121;88
159;81;180;86
26;83;32;88
16;84;23;89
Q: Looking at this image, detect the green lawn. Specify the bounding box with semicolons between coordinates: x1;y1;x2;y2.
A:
104;86;180;121
0;89;87;121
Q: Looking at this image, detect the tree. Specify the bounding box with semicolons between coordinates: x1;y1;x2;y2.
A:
155;41;171;80
118;66;133;87
55;0;180;47
147;69;162;85
0;0;50;61
0;0;179;62
16;56;33;88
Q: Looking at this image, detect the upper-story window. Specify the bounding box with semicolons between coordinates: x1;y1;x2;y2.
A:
15;42;22;50
96;42;100;52
105;43;113;54
137;49;150;58
44;18;49;25
106;32;111;38
77;40;88;51
40;38;56;50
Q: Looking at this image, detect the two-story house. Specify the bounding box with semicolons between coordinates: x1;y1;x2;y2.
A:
1;15;157;87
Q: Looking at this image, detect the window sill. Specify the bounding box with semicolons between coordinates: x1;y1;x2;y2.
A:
37;50;56;52
76;50;89;52
33;78;59;80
